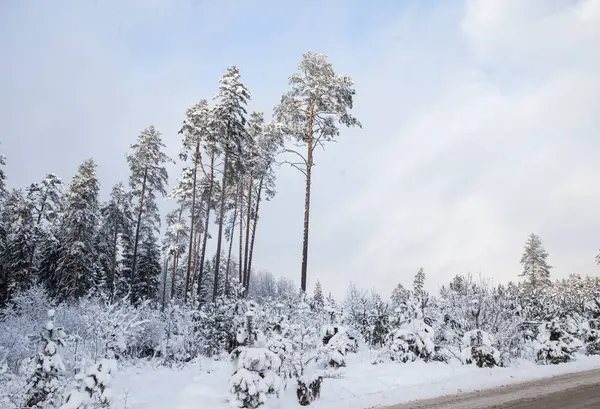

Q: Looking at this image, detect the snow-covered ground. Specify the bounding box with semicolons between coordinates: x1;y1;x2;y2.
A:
112;349;600;409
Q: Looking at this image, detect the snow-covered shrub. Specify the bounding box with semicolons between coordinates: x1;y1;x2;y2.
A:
0;286;54;374
584;319;600;356
25;309;67;408
160;305;202;365
201;295;245;356
229;305;283;408
60;358;117;409
535;319;582;365
374;318;435;364
315;330;350;369
461;329;500;368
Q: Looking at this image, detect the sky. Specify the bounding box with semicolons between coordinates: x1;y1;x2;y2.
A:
1;0;599;299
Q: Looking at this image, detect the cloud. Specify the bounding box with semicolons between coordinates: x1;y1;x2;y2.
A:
1;0;598;299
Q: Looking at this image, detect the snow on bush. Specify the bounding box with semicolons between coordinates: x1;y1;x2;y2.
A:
461;329;501;368
60;358;117;409
535;319;582;365
374;318;435;364
229;304;283;408
25;308;67;408
584;319;600;356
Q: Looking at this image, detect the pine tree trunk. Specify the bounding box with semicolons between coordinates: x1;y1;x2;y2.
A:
238;185;244;287
243;173;253;284
161;255;169;312
189;222;200;300
197;149;215;302
225;182;239;296
246;176;264;294
130;167;148;304
170;205;185;300
109;225;119;302
213;149;229;302
300;101;315;293
183;141;200;303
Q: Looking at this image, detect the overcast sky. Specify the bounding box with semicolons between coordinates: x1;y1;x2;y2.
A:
1;0;599;298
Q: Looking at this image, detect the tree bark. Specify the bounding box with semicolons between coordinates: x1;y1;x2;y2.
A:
246;175;264;293
170;204;185;300
109;224;119;302
225;182;239;296
213;149;229;302
197;149;215;303
300;101;315;293
183;141;201;303
130;167;148;304
238;185;244;288
243;173;253;284
161;255;169;312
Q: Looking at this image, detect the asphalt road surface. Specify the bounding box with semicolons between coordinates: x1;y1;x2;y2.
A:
382;368;600;409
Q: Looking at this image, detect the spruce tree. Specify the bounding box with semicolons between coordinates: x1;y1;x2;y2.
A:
212;66;251;302
274;51;361;292
26;309;66;408
54;159;100;300
520;233;552;291
26;174;63;274
313;280;324;310
95;182;134;301
126;126;172;304
1;189;35;304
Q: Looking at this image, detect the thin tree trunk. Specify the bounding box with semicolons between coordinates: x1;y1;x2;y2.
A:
300;101;315;293
130;167;148;304
191;223;202;304
213;150;229;302
197;150;215;302
243;173;253;284
183;142;201;303
238;185;244;287
170;205;185;300
189;222;200;300
226;182;239;296
246;176;264;294
161;256;169;312
109;225;119;302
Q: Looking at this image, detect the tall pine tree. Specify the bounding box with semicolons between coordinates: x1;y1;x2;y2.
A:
211;66;251;302
126;126;172;304
275;51;361;292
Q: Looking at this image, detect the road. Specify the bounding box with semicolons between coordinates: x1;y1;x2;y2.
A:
382;368;600;409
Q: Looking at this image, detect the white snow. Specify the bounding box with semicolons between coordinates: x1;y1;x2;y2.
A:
111;350;600;409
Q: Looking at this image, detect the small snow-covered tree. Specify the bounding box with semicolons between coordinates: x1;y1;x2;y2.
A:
535;319;582;365
584;319;600;356
25;309;67;408
374;317;435;364
229;303;283;408
519;233;552;311
461;329;500;368
60;358;117;409
312;280;324;310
